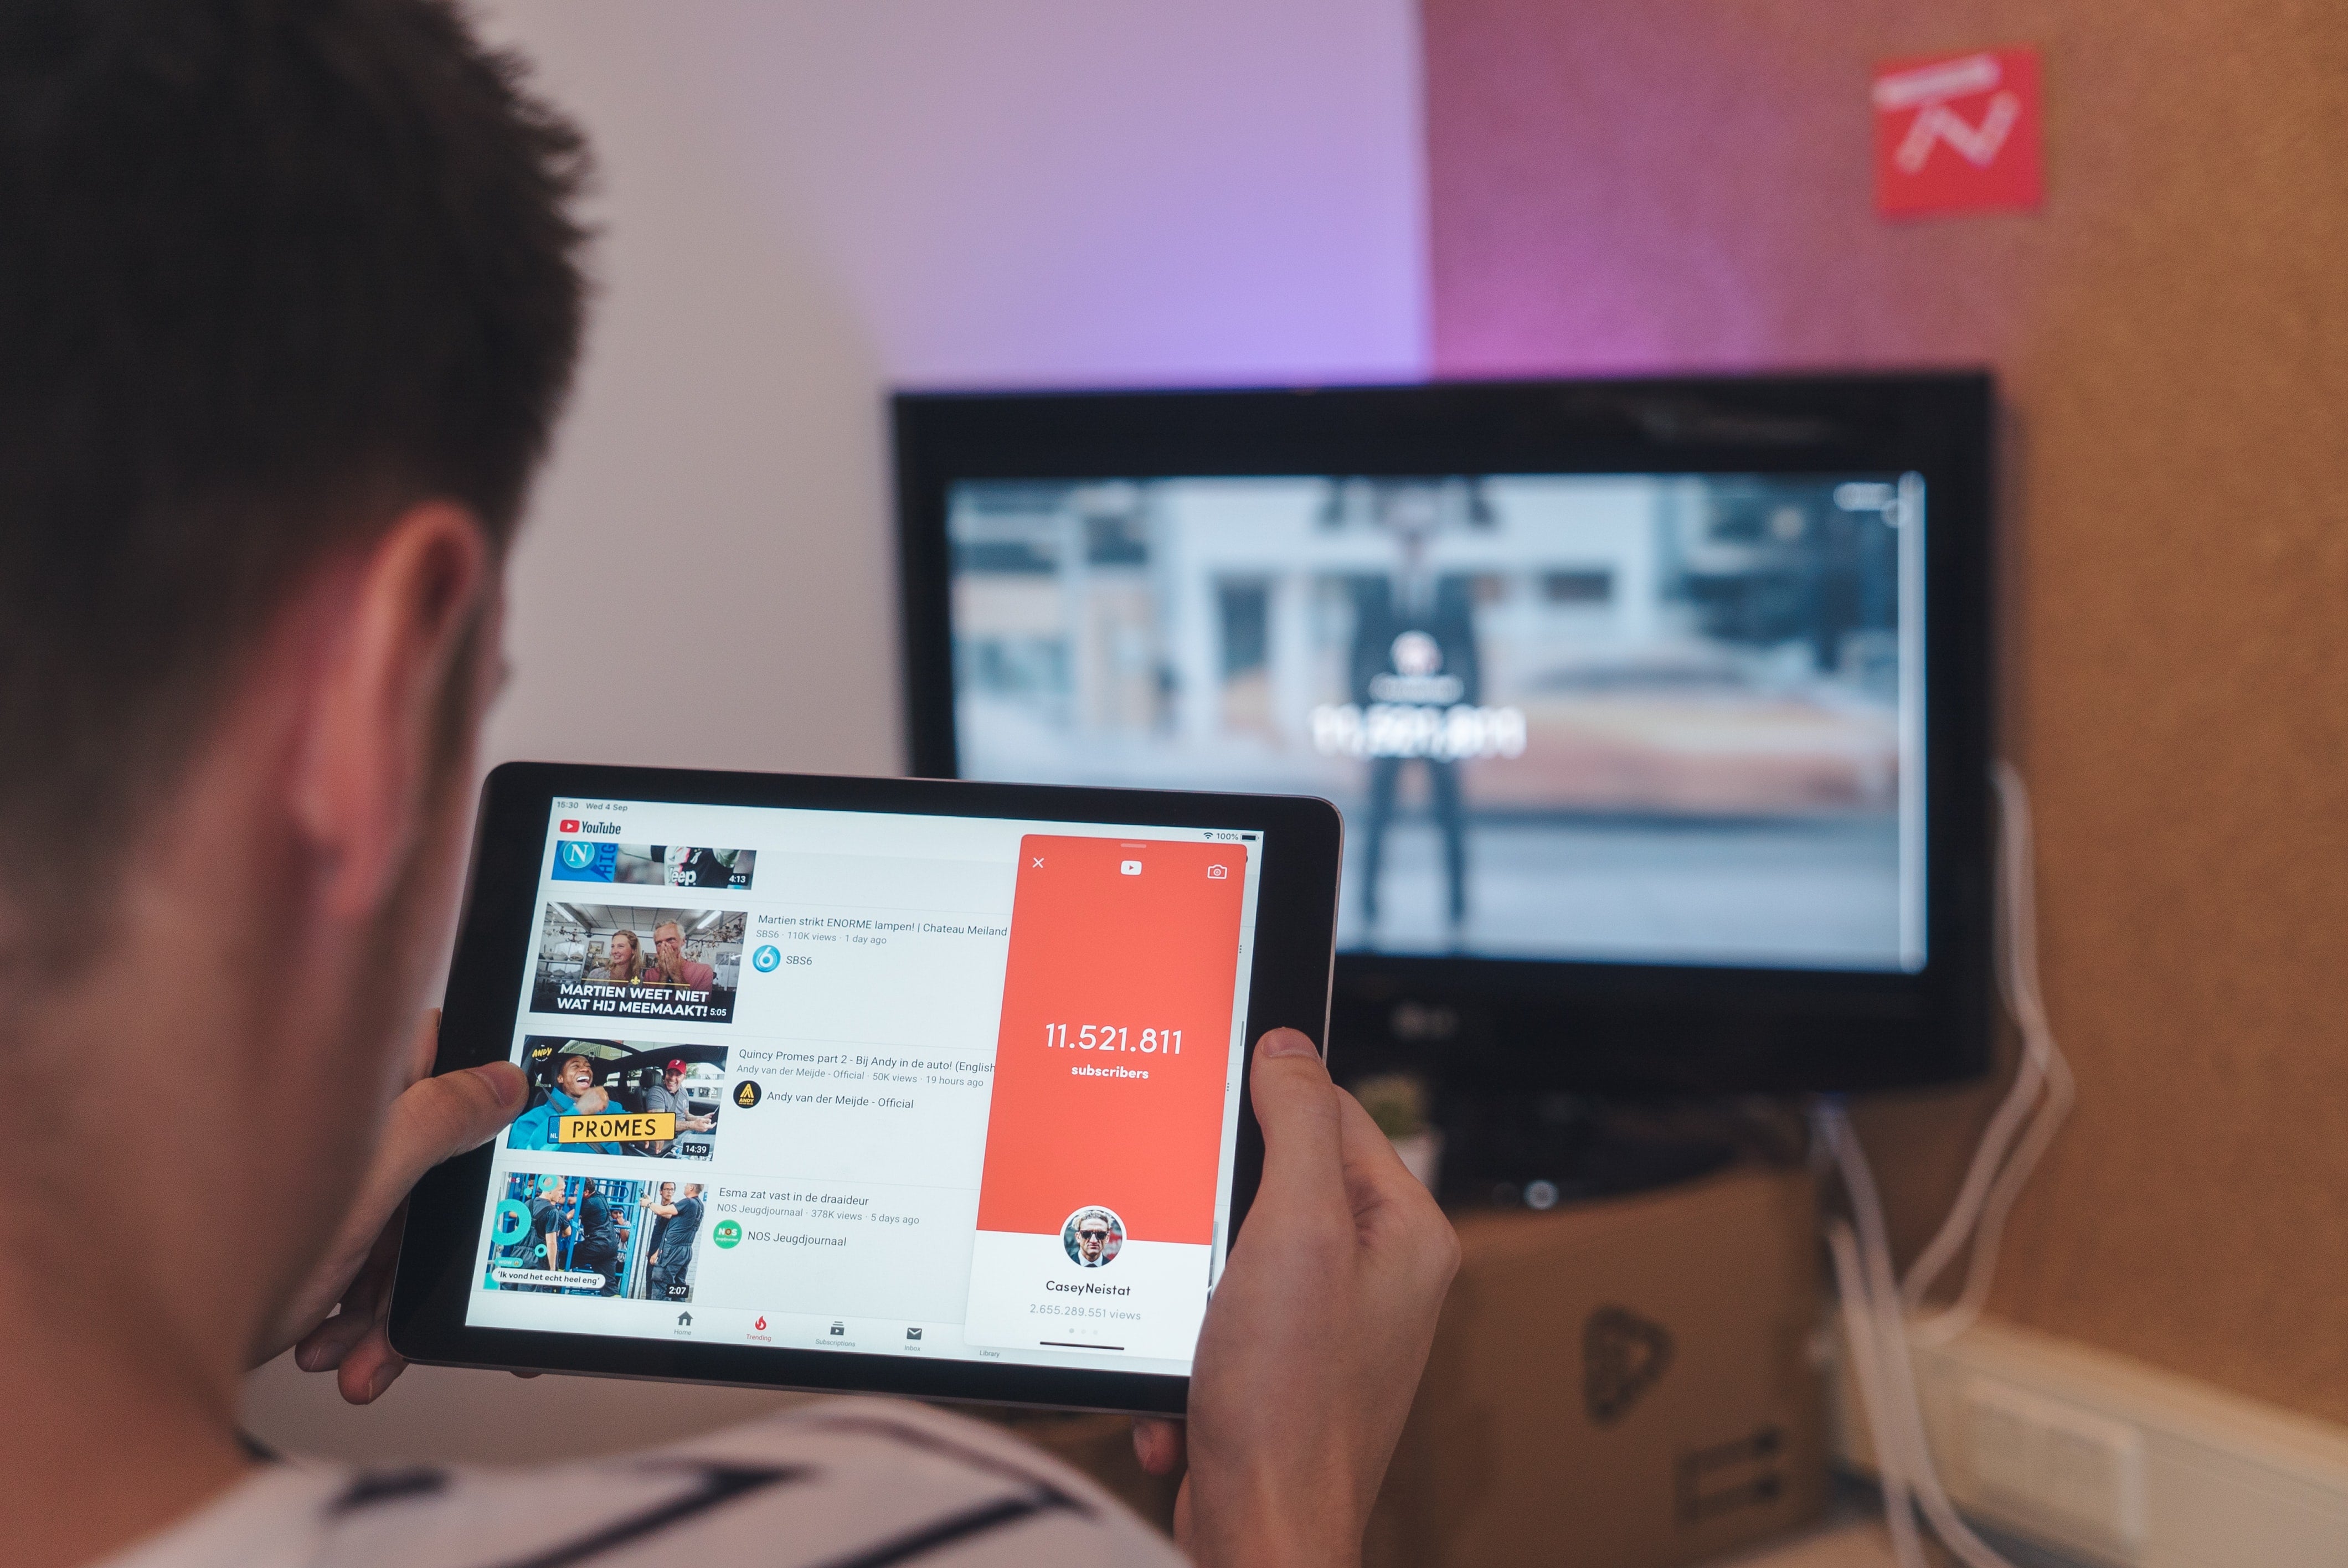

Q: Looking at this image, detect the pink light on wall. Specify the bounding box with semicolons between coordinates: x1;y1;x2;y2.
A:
671;0;1430;388
1423;0;2041;379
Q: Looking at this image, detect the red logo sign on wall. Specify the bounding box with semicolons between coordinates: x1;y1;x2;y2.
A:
1872;47;2041;219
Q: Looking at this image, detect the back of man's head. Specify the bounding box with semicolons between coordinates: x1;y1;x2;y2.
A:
0;0;588;941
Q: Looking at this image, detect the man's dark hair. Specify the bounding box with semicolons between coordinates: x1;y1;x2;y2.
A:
0;0;588;916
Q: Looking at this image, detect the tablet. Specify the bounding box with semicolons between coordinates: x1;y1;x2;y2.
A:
390;762;1342;1416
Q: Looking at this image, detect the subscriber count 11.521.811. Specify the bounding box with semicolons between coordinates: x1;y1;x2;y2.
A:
1041;1024;1181;1054
961;835;1249;1359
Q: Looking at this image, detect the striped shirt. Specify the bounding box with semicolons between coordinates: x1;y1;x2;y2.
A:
101;1401;1185;1568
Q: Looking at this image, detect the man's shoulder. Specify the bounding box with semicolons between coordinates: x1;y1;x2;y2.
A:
105;1400;1181;1568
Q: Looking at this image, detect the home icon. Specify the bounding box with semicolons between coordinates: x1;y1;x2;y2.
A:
676;1311;693;1327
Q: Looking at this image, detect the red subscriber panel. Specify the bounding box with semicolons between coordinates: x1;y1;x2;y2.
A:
975;834;1247;1244
1873;46;2042;219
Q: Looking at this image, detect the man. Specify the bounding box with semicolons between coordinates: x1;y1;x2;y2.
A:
506;1052;626;1154
524;1176;569;1293
645;920;717;990
0;4;1455;1566
639;1059;717;1157
641;1181;706;1301
1072;1210;1119;1267
1350;487;1481;936
641;1179;678;1290
589;927;647;984
570;1179;627;1298
662;845;742;888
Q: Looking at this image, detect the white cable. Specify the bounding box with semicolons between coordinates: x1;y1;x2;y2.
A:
1826;1215;1929;1568
1817;761;2074;1567
1826;1102;2014;1568
1904;761;2075;1345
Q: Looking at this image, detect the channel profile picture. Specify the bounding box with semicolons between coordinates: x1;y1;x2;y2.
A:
1062;1205;1125;1268
532;903;745;1022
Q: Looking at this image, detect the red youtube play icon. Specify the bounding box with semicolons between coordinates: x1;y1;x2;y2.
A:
559;818;580;834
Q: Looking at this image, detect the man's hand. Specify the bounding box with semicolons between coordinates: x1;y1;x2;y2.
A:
259;1009;525;1404
1134;1029;1459;1566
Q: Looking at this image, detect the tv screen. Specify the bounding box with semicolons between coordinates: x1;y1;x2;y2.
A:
947;471;1924;974
895;376;1992;1094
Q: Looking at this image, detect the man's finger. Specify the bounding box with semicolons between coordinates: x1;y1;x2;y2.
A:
354;1060;527;1220
1333;1087;1457;1274
336;1321;408;1405
1132;1416;1186;1476
295;1308;374;1372
404;1007;444;1088
1247;1029;1344;1214
1333;1085;1425;1200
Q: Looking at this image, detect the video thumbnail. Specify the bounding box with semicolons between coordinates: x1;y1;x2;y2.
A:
484;1172;709;1301
507;1038;728;1159
552;841;756;890
532;904;745;1022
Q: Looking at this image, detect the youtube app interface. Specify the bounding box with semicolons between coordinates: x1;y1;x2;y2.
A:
465;798;1264;1378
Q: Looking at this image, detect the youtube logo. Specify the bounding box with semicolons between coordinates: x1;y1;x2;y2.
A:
559;818;580;834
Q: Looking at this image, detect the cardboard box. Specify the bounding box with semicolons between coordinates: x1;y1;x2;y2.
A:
1366;1163;1826;1568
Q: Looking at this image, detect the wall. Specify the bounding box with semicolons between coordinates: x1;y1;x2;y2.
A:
1423;0;2348;1423
244;0;1427;1459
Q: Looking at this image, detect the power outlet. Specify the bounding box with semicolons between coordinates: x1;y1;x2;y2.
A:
1961;1375;2146;1555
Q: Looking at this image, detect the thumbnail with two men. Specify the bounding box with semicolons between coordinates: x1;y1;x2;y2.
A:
485;1172;709;1301
508;1038;729;1159
532;904;746;1022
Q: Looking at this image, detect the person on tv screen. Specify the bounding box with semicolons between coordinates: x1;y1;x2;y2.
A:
644;920;715;989
589;927;647;984
1351;487;1481;937
639;1059;715;1157
0;6;1456;1564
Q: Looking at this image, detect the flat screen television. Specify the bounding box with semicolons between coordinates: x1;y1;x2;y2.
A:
894;375;1993;1094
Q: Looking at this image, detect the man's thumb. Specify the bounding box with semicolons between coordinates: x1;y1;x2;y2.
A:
383;1060;528;1179
1249;1029;1342;1204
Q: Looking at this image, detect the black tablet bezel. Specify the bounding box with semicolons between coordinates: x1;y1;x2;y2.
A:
389;761;1342;1416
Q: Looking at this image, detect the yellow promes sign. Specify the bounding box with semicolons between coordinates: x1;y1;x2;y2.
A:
558;1112;676;1144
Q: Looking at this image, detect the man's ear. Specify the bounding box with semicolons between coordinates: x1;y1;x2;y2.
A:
291;501;495;919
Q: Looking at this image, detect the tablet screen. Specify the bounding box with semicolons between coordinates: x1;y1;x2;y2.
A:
464;795;1265;1379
